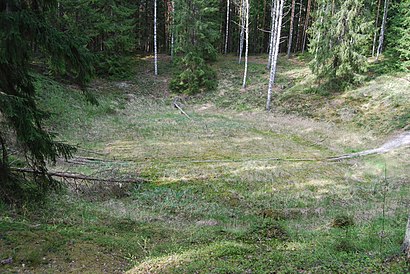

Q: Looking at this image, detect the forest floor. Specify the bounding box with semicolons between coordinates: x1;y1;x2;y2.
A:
0;54;409;273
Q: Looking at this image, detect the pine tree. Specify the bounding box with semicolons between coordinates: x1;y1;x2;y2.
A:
309;0;371;83
0;0;92;202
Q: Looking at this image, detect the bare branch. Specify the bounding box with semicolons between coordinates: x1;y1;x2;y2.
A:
10;167;148;184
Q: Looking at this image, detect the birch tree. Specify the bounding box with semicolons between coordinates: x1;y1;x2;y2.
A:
372;0;382;57
376;0;389;60
224;0;230;54
266;0;284;111
267;0;276;69
239;0;246;63
242;0;250;88
287;0;295;58
154;0;158;75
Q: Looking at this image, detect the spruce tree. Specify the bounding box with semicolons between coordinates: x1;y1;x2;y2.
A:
169;0;219;94
58;0;136;77
0;0;92;202
309;0;371;83
386;1;410;71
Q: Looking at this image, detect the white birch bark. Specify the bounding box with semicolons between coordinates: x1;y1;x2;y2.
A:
402;214;410;258
266;0;284;111
267;0;277;69
287;0;295;58
224;0;230;55
242;0;249;88
239;0;246;63
372;0;382;57
154;0;158;76
376;0;389;60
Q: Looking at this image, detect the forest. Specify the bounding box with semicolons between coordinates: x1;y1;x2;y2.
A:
0;0;409;272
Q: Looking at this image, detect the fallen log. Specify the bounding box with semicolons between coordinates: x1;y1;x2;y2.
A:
10;167;149;184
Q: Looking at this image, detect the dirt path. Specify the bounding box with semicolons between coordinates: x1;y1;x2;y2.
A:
329;131;410;161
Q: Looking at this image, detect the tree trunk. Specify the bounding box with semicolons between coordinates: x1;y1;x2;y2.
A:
267;0;276;69
154;0;158;75
171;1;175;61
239;0;245;63
301;0;311;53
262;0;268;53
376;0;389;60
266;0;284;111
294;0;302;53
0;132;9;184
224;0;230;54
402;214;410;259
242;0;249;88
372;0;382;57
287;0;295;58
145;0;149;52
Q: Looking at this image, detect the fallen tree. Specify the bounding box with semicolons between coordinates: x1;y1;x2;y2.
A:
11;167;148;184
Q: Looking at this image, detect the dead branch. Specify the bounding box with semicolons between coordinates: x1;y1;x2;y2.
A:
173;97;192;120
10;167;149;184
75;148;108;156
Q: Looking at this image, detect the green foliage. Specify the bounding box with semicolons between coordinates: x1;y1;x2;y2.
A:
170;52;217;94
170;0;220;94
0;0;92;203
173;0;220;60
386;1;410;71
309;0;372;83
58;0;136;78
94;53;135;79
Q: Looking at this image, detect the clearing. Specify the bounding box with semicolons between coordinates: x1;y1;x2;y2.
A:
0;55;409;273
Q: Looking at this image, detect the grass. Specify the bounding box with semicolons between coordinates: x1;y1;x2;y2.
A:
1;54;409;273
